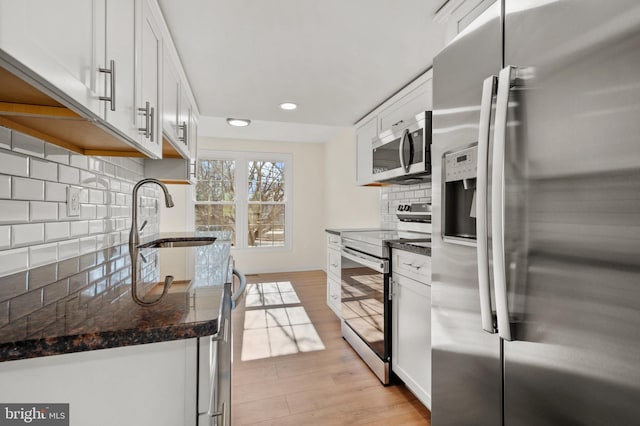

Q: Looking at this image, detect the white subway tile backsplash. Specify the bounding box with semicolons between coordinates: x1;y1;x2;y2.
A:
59;165;80;185
80;204;97;220
0;127;152;278
58;239;79;260
12;177;45;200
0;200;30;224
30;157;58;181
89;189;103;204
89;220;103;234
0;247;29;276
80;170;96;187
96;205;108;218
70;221;89;237
69;153;88;170
0;226;10;249
12;223;44;247
0;127;10;150
44;144;69;164
30;201;58;222
0;175;10;198
45;222;70;242
29;243;58;267
0;149;29;177
79;236;97;253
12;132;44;158
45;181;67;202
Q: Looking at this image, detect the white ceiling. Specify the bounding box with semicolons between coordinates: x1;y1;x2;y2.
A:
158;0;447;140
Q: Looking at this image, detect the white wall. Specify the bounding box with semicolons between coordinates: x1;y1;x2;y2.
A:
323;127;380;229
191;137;326;274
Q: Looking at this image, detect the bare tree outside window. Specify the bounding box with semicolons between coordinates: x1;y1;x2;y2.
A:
194;156;288;249
195;159;237;244
247;161;286;247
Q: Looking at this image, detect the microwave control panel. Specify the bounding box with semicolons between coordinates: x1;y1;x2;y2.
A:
444;146;477;182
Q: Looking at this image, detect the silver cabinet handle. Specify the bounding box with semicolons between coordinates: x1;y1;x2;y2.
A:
99;59;116;111
492;66;515;341
401;261;421;270
392;119;404;127
179;121;188;144
477;75;498;334
150;107;155;142
138;101;150;138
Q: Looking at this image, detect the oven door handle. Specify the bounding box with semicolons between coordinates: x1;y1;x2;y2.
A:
341;247;388;273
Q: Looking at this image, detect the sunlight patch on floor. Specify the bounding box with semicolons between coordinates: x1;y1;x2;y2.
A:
241;281;325;361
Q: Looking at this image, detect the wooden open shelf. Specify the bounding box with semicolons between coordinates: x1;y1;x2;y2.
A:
0;66;149;157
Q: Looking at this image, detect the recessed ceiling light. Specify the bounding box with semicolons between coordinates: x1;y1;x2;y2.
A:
226;118;251;127
280;102;298;111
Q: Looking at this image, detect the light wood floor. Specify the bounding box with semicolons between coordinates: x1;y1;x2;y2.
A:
231;270;431;425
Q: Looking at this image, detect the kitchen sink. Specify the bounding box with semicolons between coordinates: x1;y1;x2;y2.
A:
137;237;217;249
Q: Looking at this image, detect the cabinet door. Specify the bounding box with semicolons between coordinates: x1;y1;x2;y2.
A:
378;77;432;132
392;273;431;408
0;0;106;117
135;0;163;158
104;0;137;140
162;50;180;146
0;341;194;426
355;115;377;185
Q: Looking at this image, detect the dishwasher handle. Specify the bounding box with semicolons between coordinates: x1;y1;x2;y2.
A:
231;269;247;310
203;282;232;425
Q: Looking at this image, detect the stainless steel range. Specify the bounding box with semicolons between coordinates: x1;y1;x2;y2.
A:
340;203;430;384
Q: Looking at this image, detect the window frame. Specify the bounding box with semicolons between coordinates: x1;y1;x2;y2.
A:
195;150;293;252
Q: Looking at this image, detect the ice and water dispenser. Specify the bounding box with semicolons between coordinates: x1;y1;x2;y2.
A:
443;145;478;244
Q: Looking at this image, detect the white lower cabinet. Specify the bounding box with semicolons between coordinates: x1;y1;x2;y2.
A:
326;232;342;318
0;340;199;426
392;253;432;409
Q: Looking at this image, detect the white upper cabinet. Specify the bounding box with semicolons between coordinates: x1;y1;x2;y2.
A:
0;0;107;117
162;49;180;147
378;75;432;133
355;115;378;186
135;0;163;158
354;69;433;186
434;0;497;44
104;0;137;142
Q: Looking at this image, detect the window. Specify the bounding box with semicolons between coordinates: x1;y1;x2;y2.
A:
195;151;291;249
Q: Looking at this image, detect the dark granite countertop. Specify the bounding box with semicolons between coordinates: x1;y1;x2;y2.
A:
0;232;232;362
388;240;432;256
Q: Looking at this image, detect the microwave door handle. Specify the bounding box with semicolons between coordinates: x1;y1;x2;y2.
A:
398;129;410;173
477;75;498;334
492;65;515;341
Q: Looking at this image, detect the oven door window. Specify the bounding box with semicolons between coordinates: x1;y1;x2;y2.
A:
372;137;401;175
340;258;388;360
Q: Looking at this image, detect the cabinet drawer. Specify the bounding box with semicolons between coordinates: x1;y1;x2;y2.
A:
327;247;341;279
327;233;341;248
392;250;431;284
327;276;341;318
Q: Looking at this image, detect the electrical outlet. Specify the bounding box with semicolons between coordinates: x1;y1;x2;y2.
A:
67;187;81;217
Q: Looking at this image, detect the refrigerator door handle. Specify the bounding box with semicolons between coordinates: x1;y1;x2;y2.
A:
477;75;498;334
492;65;515;341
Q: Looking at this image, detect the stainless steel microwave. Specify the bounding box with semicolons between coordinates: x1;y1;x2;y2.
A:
372;111;432;184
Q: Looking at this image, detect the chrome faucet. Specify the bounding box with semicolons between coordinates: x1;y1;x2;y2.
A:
129;178;175;249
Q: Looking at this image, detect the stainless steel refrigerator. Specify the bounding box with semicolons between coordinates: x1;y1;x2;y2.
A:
431;1;640;424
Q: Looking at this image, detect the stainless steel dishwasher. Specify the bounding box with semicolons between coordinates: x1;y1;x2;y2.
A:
197;269;246;426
